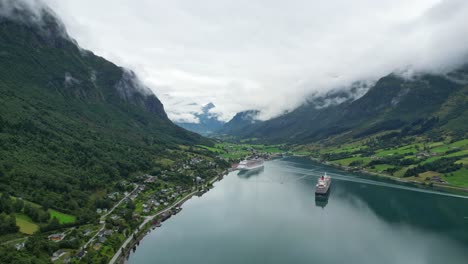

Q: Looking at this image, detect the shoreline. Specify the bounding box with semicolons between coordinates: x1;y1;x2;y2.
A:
304;156;468;194
111;155;467;263
110;171;228;264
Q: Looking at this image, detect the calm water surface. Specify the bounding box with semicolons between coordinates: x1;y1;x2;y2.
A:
128;157;468;264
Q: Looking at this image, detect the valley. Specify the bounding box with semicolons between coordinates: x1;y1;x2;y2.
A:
1;1;468;264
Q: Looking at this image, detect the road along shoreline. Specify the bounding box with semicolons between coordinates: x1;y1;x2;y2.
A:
109;172;228;264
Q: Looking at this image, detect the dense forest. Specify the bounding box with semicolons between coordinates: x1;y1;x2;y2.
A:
0;6;212;217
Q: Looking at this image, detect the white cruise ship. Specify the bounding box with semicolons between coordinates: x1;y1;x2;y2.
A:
315;172;331;196
237;158;264;171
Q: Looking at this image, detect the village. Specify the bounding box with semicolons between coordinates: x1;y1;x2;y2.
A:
7;154;230;264
2;143;286;264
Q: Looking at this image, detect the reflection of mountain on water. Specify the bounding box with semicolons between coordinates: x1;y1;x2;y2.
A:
335;181;468;244
237;167;264;178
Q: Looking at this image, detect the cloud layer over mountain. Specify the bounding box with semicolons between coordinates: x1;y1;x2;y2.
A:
23;0;468;121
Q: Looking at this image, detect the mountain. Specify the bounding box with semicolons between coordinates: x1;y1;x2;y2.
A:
0;3;210;214
217;110;261;136
220;69;468;143
176;103;225;136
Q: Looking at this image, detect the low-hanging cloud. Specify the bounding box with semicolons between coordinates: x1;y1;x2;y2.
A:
17;0;468;122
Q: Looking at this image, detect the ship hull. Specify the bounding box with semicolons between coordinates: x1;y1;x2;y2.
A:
315;187;330;196
315;186;331;197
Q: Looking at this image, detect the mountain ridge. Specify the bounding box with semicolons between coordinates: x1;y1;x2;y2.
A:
218;69;468;143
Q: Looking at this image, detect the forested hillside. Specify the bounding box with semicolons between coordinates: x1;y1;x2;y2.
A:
0;4;210;217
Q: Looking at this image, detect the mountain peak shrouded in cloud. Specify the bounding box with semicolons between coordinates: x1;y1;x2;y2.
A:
175;102;225;135
0;0;170;119
202;102;216;112
25;0;468;123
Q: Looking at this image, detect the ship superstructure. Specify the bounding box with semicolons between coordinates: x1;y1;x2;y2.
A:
315;173;331;196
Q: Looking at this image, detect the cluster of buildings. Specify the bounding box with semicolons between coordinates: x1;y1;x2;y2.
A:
96;229;114;244
141;186;188;214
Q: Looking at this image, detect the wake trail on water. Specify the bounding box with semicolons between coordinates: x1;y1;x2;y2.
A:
265;163;468;200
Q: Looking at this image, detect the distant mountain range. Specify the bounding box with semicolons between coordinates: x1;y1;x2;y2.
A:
176;103;225;136
218;67;468;143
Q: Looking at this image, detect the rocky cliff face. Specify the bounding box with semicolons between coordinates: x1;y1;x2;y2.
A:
114;69;168;119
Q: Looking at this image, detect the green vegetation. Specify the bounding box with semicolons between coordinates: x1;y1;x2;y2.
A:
443;168;468;187
0;10;230;263
0;213;19;235
15;214;39;235
48;209;76;225
199;142;284;160
0;12;210;219
405;157;462;177
298;135;468;188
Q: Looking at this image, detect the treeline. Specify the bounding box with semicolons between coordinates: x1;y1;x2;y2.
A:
0;244;49;264
0;193;52;235
0;213;18;235
0;194;20;235
321;152;353;161
0;193;89;235
0;194;50;222
368;154;416;167
404;158;462;177
369;117;440;142
0;117;215;217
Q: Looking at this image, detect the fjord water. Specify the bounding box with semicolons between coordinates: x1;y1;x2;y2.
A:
128;157;468;264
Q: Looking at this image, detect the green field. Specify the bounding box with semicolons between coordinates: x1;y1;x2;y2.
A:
200;143;285;160
375;144;421;157
309;137;468;186
331;156;369;166
370;164;395;172
443;168;468;188
49;209;76;224
16;214;39;235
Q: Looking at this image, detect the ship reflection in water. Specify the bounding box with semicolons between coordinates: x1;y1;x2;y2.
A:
315;188;330;209
237;166;264;178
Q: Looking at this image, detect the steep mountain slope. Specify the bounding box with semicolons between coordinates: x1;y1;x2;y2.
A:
217;110;261;136
0;5;209;214
176;103;225;136
220;70;468;143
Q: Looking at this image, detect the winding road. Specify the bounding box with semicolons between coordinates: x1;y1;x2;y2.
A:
108;189;198;264
82;185;139;250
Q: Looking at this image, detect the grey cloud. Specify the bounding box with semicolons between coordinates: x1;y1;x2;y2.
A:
115;69;154;100
0;0;71;42
15;0;468;122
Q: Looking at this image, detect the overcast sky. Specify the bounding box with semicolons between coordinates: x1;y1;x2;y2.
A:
41;0;468;123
